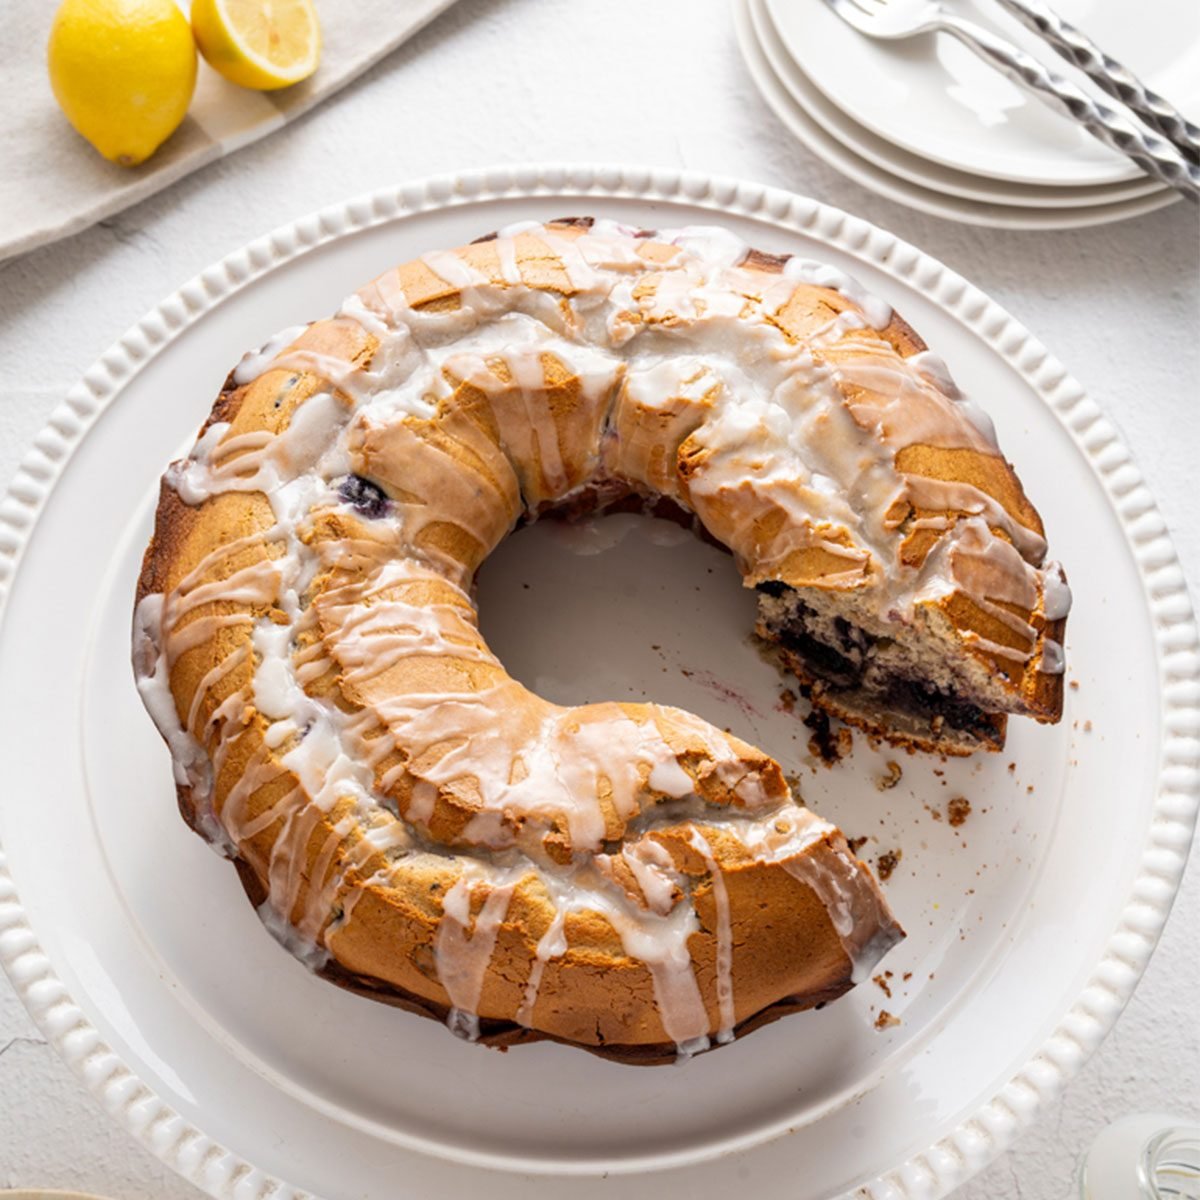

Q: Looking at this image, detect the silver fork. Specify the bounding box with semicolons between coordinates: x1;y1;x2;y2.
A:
822;0;1200;200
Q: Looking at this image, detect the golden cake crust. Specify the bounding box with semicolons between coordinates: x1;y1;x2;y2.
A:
134;217;1067;1057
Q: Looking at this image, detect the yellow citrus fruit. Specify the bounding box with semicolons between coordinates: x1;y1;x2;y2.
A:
47;0;197;166
190;0;321;91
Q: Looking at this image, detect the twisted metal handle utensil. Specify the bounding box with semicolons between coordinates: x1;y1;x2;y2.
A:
933;11;1200;199
992;0;1200;163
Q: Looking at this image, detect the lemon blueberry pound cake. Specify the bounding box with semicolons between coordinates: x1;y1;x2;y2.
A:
133;217;1068;1059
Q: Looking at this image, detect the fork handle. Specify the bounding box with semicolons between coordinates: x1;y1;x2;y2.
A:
991;0;1200;163
939;13;1200;200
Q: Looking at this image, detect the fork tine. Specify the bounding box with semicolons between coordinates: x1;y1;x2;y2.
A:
828;0;876;20
825;0;934;39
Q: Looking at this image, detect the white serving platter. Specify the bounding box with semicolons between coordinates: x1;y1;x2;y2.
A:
0;164;1195;1200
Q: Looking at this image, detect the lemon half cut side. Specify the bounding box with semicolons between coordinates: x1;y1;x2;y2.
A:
191;0;322;91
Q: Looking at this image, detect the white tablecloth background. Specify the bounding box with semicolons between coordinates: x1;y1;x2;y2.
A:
0;0;1196;1195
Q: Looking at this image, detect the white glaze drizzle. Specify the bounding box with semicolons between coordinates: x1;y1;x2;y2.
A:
686;829;736;1043
1042;561;1072;621
514;907;567;1029
233;325;311;385
434;868;519;1041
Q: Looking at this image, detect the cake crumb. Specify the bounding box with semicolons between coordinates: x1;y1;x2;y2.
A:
847;835;868;855
1026;785;1034;794
1083;719;1093;732
926;804;943;822
873;973;893;998
779;688;797;712
876;761;903;791
874;1010;901;1031
1007;762;1016;773
902;971;912;982
947;796;971;827
876;849;902;881
1070;680;1080;691
804;708;852;766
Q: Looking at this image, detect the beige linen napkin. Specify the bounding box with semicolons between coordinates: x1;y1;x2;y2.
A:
0;0;459;262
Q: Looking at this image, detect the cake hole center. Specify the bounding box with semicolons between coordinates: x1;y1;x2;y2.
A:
476;513;769;731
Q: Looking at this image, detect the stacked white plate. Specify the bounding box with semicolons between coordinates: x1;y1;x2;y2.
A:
735;0;1200;228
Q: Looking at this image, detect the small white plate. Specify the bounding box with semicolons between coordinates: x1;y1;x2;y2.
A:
766;0;1200;188
0;166;1196;1200
736;0;1177;227
753;0;1164;208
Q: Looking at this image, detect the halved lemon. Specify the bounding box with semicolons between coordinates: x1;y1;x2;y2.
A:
190;0;321;91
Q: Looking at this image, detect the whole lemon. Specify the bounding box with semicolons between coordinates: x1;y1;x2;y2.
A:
47;0;197;166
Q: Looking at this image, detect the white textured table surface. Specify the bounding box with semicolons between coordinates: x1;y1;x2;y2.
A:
0;1;1196;1196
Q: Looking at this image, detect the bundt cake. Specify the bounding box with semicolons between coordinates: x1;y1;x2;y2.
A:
132;217;1068;1060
